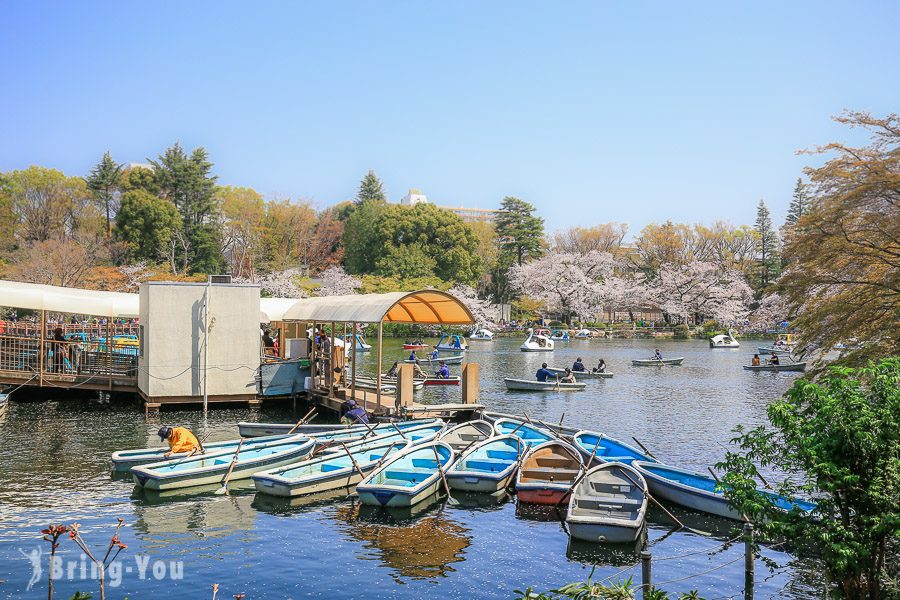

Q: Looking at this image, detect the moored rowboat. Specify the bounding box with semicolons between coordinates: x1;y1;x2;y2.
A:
318;421;445;452
132;436;316;491
446;434;521;493
237;417;441;438
356;441;456;507
438;420;495;452
631;358;684;366
570;430;657;466
504;378;586;391
566;462;649;543
743;362;806;372
516;440;584;505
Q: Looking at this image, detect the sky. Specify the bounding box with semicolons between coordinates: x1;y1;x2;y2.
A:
1;1;898;235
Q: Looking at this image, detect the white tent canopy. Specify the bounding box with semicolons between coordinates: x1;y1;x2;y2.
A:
281;290;474;325
0;280;140;318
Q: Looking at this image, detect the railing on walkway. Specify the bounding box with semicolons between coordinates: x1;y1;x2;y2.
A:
0;321;140;338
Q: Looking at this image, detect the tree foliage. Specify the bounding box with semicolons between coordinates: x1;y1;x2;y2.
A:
552;223;627;255
115;189;181;264
718;358;900;599
492;196;544;302
355;169;386;204
85;151;123;238
754;199;780;290
780;111;900;362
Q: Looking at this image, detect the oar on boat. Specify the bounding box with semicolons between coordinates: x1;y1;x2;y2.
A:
390;423;408;440
339;442;368;480
214;438;245;496
430;445;457;505
554;436;603;509
618;468;684;530
631;436;658;461
286;408;317;434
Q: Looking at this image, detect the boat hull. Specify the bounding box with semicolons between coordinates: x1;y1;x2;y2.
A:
517;486;571;505
446;469;517;493
743;363;806;372
568;521;643;544
547;367;613;379
757;347;793;355
504;378;586;391
111;434;293;474
632;462;741;520
631;358;684;366
357;478;444;508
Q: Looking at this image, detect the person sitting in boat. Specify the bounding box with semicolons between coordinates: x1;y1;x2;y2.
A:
412;362;428;378
769;353;780;366
435;361;450;379
408;350;417;361
158;426;201;458
452;336;462;349
386;361;399;378
536;362;556;382
430;348;439;360
653;348;663;361
560;368;576;384
341;399;369;425
751;354;761;366
592;359;606;373
572;357;586;372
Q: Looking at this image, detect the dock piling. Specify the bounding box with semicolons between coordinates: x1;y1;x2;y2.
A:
640;550;652;598
744;523;755;600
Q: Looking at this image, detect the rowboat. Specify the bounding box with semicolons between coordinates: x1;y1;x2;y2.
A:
493;418;555;448
354;375;423;391
504;378;587;391
567;462;649;543
402;343;429;350
356;441;456;507
709;329;740;348
111;433;297;474
403;354;465;365
319;421;446;451
516;440;584;505
438;420;495;452
446;434;521;492
757;346;794;356
743;362;806;372
570;431;657;466
520;328;554;352
384;374;460;386
252;438;410;497
631;461;817;521
237;418;442;439
434;334;468;352
546;367;613;379
132;436;316;491
631;357;684;366
469;328;494;341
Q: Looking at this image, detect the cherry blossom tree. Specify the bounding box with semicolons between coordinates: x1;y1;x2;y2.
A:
314;266;361;297
748;292;789;332
644;262;752;324
447;284;497;327
255;268;308;298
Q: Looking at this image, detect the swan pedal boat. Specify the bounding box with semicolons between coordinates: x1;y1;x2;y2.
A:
356;441;455;507
237;417;442;438
252;438;410;497
631;357;684;366
566;462;649;543
438;420;495;452
111;433;296;474
520;328;554;352
493;418;555;448
631;461;817;521
743;362;806;372
131;436;316;491
547;367;613;379
504;378;586;391
571;431;657;466
516;440;584;505
446;434;521;492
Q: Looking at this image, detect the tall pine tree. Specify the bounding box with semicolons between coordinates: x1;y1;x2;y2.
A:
492;196;544;302
355;170;386;204
785;177;809;227
85;151;123;238
754;198;780;290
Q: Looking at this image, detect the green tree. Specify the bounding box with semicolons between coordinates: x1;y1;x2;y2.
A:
120;165;158;195
343;198;385;274
754;198;779;290
114;189;181;263
85;151;123;238
719;358;900;599
149;143;223;274
785;177;809;227
375;243;437;280
355;169;386;204
492;196;544;302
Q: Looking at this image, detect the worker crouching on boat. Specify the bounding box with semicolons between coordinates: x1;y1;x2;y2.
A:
341;399;369;425
158;426;201;458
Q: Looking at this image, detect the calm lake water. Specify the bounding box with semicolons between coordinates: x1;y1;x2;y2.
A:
0;337;821;599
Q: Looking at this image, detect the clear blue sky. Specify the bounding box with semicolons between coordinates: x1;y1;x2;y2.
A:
1;1;897;235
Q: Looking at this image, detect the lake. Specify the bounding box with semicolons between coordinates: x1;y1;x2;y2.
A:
0;337;821;598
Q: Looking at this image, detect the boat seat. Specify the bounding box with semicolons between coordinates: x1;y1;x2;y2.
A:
458;433;487;441
486;450;518;460
576;496;643;510
464;458;511;472
521;467;580;481
590;481;633;495
321;463;347;473
535;456;577;468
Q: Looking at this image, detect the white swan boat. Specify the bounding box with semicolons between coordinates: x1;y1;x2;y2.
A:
469;328;494;341
520;328;554;352
709;329;740;348
574;329;592;339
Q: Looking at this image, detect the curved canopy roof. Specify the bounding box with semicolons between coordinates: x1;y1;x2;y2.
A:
281;290;474;325
0;280;140;317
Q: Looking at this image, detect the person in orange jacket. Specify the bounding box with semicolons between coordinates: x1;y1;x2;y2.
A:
158;426;201;458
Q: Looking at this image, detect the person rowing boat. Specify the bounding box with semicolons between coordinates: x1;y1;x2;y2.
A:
572;357;586;372
653;348;663;361
434;361;450;379
536;362;556;382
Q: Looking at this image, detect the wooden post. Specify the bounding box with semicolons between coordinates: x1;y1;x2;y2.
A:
397;363;414;409
330;321;337;394
640;551;652;598
310;321;317;390
462;362;479;404
39;309;45;387
744;523;754;600
350;321;357;406
376;321;383;414
107;315;112;390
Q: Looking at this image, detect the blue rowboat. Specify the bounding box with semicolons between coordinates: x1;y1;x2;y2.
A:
252;438;410;497
111;433;297;474
493;418;554;448
566;462;649;543
318;422;446;453
631;461;817;521
446;434;522;493
356;441;455;507
237;417;442;438
571;431;657;466
132;436;316;491
438;420;494;452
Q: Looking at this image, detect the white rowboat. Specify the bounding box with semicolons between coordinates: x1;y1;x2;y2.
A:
504;378;587;391
566;462;649;543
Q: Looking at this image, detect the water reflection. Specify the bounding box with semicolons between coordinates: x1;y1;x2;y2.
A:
566;531;645;567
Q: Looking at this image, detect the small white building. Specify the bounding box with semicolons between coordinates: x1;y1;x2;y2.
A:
399;189;430;206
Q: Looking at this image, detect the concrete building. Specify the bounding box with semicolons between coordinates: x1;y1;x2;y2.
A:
399;189;430;206
398;189;500;223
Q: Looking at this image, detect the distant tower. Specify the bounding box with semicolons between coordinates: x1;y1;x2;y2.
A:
400;189;429;206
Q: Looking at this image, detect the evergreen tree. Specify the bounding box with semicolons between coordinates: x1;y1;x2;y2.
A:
355;170;386;204
115;189;182;263
754;198;780;289
85;151;123;238
785;177;809;227
149;143;223;274
492;196;544;302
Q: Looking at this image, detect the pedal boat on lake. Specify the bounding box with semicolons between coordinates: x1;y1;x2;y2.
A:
567;462;649;543
131;436;316;491
520;328;554;352
709;329;740;348
516;440;584;505
434;334;468;352
252;438;410;497
356;441;456;507
570;431;657;466
446;434;522;493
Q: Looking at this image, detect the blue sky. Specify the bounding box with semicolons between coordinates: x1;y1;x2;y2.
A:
1;1;897;235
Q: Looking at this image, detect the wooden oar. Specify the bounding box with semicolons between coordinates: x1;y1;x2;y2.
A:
431;444;457;505
619;468;684;529
286;408;317;434
554;436;602;509
390;423;408;440
631;436;659;460
214;438;245;495
339;442;368;480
